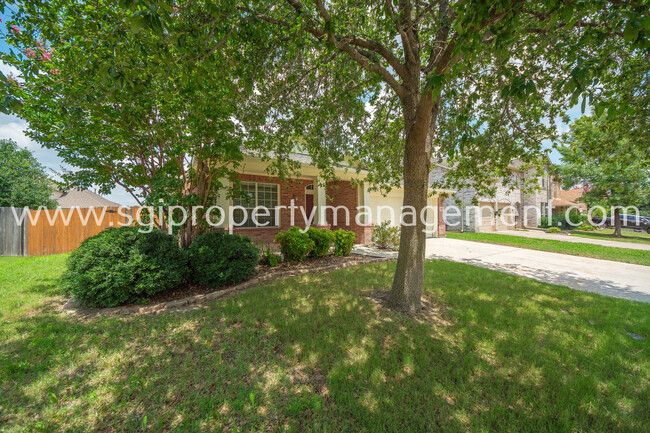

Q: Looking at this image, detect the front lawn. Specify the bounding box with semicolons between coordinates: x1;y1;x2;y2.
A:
570;228;650;245
447;232;650;266
1;255;648;432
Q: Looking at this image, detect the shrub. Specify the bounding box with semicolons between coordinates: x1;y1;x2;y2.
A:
63;227;187;307
372;221;400;250
332;229;356;256
546;227;562;234
539;216;561;229
260;247;282;267
187;231;259;287
307;227;334;258
274;227;314;261
541;214;590;229
576;222;597;231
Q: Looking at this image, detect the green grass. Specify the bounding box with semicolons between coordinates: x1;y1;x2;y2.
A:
1;256;649;432
447;232;650;266
570;228;650;245
0;255;68;324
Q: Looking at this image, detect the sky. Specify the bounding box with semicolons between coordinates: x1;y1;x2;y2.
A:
0;9;586;207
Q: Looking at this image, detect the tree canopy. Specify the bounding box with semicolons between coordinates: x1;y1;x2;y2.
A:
0;1;274;244
557;115;650;236
0;138;56;209
1;0;648;309
234;0;649;310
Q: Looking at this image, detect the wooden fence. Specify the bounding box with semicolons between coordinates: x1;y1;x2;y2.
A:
0;206;139;256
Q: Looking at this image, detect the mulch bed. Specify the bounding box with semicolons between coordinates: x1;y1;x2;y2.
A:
123;254;382;307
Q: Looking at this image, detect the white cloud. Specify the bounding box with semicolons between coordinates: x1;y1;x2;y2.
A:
0;115;33;148
0;61;22;81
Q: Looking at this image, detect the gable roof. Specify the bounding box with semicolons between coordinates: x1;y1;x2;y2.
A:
558;188;584;203
50;189;121;208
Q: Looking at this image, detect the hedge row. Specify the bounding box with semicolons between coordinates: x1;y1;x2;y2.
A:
65;225;357;308
64;228;259;308
274;227;355;262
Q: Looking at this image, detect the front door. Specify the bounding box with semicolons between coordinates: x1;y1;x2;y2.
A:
305;193;314;223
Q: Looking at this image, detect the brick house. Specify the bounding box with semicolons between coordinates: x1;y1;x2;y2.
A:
213;153;448;244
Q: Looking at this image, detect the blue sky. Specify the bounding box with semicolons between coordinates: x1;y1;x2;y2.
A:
0;9;585;206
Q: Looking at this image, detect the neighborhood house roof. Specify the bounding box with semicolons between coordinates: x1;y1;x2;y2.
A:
51;188;121;208
553;188;586;208
558;188;585;203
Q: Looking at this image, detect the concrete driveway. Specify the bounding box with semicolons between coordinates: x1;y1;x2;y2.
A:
425;238;650;303
494;230;650;251
354;238;650;303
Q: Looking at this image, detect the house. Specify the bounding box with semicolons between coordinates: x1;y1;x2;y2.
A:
552;187;588;216
50;188;121;208
431;159;562;232
213;152;448;244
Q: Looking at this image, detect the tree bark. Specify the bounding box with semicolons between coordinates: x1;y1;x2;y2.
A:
613;207;622;237
388;94;435;312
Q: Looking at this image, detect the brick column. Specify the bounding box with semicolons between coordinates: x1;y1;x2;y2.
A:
438;195;446;237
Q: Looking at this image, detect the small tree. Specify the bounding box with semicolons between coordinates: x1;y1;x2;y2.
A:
0;139;56;209
0;1;269;246
557;115;650;237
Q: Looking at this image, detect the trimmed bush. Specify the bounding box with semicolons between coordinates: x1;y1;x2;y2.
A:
187;231;259;287
541;214;589;229
260;247;282;267
275;227;314;261
576;222;597;231
539;216;560;229
63;227;187;307
372;221;400;250
546;227;562;234
307;227;334;258
332;229;356;256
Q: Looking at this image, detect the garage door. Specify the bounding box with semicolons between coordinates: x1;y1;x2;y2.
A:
369;191;439;238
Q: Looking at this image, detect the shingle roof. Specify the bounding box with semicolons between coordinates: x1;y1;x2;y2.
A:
51;189;121;208
558;188;584;203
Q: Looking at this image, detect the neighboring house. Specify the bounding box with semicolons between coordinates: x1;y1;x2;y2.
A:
552;187;588;216
50;188;121;208
431;160;563;232
213;153;448;244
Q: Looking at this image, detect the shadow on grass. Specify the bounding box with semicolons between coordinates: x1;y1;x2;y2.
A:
1;261;648;432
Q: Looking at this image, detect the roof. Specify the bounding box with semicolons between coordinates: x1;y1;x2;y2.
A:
51;189;121;208
558;188;584;203
552;197;579;207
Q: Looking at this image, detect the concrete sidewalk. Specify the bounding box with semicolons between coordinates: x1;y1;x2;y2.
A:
494;229;650;251
353;238;650;303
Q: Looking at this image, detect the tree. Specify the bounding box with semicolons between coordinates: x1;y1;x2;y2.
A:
234;0;648;311
2;1;647;310
0;139;56;208
0;1;269;246
557;115;650;237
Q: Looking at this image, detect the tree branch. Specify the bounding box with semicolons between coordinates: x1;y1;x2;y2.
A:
240;3;408;100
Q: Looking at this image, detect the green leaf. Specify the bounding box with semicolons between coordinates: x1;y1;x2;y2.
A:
623;25;639;42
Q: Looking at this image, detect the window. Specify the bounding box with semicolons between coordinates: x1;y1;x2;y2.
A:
232;182;279;227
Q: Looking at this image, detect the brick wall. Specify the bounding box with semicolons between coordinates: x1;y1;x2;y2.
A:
232;175;370;244
325;181;372;244
437;195;446;237
233;173;311;244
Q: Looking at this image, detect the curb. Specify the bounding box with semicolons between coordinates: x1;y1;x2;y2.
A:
62;257;395;318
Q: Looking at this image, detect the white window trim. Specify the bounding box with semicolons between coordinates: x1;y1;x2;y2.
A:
232;181;281;228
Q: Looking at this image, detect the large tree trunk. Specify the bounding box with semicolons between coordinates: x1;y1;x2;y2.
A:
613;207;622;237
388;95;435;312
